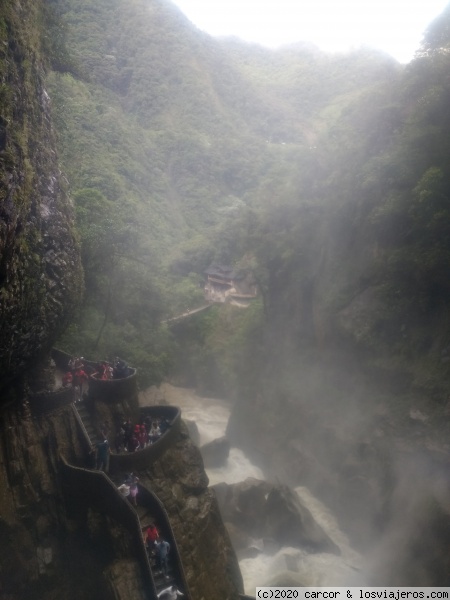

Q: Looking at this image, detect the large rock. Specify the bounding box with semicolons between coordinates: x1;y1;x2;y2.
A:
184;418;201;446
0;0;83;397
213;478;340;555
263;485;340;554
200;436;230;467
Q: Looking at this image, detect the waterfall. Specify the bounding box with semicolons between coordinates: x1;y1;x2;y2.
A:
153;384;365;593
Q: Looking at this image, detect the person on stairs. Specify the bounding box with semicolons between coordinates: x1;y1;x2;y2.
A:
117;481;130;498
95;438;110;471
155;538;170;578
127;473;139;506
144;523;160;553
157;585;184;599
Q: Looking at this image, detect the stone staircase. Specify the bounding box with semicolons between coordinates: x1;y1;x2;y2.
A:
74;400;102;446
70;399;189;598
136;504;178;595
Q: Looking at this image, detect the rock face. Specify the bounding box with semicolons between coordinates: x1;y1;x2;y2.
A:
213;478;340;557
183;418;201;447
0;377;244;600
200;436;230;468
0;0;83;397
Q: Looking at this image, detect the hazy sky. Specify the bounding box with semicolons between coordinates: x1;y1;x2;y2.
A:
170;0;449;63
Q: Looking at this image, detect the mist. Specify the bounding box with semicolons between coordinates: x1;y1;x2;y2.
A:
39;0;450;588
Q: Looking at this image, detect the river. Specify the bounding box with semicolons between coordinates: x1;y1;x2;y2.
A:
155;383;366;593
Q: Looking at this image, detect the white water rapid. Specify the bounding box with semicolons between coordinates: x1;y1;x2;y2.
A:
156;384;366;594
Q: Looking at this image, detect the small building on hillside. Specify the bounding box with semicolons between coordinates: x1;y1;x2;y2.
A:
204;264;257;307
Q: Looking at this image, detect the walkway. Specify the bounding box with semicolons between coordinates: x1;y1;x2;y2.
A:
70;403;190;599
136;496;179;594
75;399;102;446
162;304;213;324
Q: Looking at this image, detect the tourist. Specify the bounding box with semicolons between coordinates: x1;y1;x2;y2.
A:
144;523;160;552
97;362;110;380
115;426;126;453
62;371;73;387
157;585;184;599
127;432;139;453
122;418;132;446
149;422;161;444
155;538;171;578
159;417;170;435
138;424;148;448
113;357;128;379
73;356;84;370
128;473;139;506
144;415;152;433
118;482;130;498
95;438;110;471
73;367;89;401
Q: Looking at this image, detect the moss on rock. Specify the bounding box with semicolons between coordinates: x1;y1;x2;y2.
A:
0;0;83;394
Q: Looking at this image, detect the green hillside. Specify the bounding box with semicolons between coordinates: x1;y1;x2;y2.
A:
46;0;447;391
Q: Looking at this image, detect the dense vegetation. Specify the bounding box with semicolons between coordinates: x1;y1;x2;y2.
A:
45;0;450;399
35;0;450;584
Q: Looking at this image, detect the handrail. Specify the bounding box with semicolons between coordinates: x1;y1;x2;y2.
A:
136;483;191;598
60;456;156;598
28;386;75;415
66;404;192;599
88;368;138;402
109;406;181;474
71;403;95;452
90;368;137;383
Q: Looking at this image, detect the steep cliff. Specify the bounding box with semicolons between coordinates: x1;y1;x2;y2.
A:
0;385;243;599
0;0;83;397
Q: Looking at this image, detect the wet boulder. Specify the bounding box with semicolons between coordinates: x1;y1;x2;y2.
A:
213;478;340;555
200;436;230;468
184;419;201;446
263;485;340;554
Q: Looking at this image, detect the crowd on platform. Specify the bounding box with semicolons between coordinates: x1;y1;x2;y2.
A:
61;356;89;400
91;414;171;470
61;356;132;400
114;415;171;453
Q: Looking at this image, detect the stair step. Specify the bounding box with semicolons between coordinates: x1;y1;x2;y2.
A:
137;508;154;522
155;579;177;593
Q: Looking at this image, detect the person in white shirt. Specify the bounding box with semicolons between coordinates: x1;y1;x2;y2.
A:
157;585;184;599
117;483;130;497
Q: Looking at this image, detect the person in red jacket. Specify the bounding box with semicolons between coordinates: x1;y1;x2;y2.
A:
144;523;160;553
62;371;73;387
73;368;88;401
